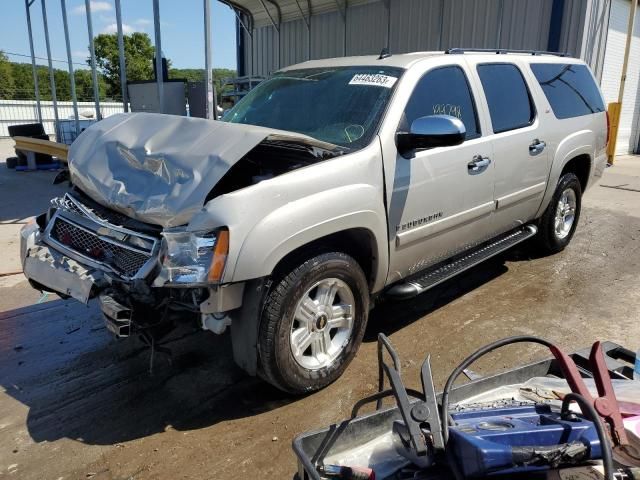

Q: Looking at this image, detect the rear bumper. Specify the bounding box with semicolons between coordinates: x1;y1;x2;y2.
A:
20;223;105;303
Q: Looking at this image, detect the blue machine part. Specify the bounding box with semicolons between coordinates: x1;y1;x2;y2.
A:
448;404;602;477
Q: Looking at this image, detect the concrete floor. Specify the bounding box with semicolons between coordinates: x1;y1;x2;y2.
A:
0;137;639;479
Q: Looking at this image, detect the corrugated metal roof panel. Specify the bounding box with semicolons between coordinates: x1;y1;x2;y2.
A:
229;0;379;28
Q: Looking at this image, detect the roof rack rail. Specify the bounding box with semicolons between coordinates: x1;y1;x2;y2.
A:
445;48;567;57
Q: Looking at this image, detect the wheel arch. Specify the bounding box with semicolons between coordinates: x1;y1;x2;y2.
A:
535;140;593;218
270;227;380;291
560;154;591;193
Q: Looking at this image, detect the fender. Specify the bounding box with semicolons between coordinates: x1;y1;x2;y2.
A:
535;131;594;218
187;141;389;292
233;184;389;293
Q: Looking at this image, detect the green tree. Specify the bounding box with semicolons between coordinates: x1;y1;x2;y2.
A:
74;69;108;101
0;51;15;99
91;32;155;97
10;63;34;99
169;67;237;102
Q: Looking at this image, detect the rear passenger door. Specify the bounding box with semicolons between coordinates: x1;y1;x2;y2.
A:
470;61;550;233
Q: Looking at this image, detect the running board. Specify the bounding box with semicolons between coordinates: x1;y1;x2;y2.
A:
386;225;538;300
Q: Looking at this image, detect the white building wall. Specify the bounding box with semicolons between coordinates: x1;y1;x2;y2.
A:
0;100;124;138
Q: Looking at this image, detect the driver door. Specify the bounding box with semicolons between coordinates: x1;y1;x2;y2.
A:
385;64;496;281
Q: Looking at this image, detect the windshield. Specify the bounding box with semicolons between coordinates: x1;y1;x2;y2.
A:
222;66;403;150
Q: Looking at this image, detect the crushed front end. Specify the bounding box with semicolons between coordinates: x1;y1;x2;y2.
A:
20;189;242;341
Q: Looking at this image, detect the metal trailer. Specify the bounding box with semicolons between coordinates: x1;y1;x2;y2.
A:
293;341;637;480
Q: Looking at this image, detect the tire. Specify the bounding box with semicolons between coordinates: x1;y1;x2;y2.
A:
6;156;18;169
536;172;582;254
258;252;369;394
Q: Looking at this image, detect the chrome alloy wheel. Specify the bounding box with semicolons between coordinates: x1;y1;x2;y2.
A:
554;188;577;240
290;278;355;370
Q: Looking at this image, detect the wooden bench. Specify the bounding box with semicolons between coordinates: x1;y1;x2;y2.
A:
13;136;69;170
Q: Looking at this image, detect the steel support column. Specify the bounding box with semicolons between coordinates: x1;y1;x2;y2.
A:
25;0;42;124
85;0;101;119
115;0;128;112
153;0;164;113
61;0;80;137
41;0;59;132
234;10;253;75
204;0;217;120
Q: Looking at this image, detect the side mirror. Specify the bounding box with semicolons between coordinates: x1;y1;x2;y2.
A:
396;115;466;156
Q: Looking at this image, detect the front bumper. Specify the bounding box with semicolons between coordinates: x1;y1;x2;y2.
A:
20;223;106;303
21;222;245;319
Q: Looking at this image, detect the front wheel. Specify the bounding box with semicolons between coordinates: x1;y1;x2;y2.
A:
537;172;582;254
258;252;369;394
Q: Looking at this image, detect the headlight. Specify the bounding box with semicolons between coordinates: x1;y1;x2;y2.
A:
157;227;229;286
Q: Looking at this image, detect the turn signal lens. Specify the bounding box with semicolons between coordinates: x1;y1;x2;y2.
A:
208;229;229;282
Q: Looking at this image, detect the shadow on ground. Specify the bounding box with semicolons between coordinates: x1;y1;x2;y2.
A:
0;247;523;448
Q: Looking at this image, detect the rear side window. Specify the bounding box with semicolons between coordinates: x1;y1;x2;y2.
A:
477;64;535;133
530;63;605;119
403;66;480;140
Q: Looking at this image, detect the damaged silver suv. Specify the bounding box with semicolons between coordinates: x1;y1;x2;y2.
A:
20;50;608;393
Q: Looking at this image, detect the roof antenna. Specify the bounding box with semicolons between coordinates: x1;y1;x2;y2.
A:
378;47;391;60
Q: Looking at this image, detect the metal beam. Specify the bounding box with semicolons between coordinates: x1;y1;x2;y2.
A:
25;0;42;124
204;0;217;120
294;0;310;27
258;0;280;69
41;0;59;132
115;0;128;112
293;0;311;61
152;0;164;113
234;8;253;36
61;0;80;138
235;10;254;76
85;0;101;120
258;0;279;31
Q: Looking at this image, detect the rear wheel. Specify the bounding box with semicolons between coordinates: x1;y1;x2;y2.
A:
258;252;369;394
537;172;582;254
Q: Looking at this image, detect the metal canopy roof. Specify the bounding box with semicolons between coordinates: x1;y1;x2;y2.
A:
223;0;378;29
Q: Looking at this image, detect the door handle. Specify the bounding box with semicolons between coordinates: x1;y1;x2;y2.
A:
529;139;546;155
468;155;491;173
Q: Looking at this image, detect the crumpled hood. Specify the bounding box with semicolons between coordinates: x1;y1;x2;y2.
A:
68;112;319;228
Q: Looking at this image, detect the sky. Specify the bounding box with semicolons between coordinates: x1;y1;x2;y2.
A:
0;0;238;70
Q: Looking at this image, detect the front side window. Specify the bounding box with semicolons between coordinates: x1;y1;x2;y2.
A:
477;63;535;133
402;66;480;140
223;66;403;150
530;63;605;119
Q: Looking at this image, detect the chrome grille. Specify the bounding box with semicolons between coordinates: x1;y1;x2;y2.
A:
46;194;159;279
51;219;151;278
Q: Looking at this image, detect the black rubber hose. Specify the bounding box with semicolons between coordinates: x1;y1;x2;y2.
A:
561;392;614;480
440;336;556;445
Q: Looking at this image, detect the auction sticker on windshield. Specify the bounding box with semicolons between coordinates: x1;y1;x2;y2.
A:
348;73;398;88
